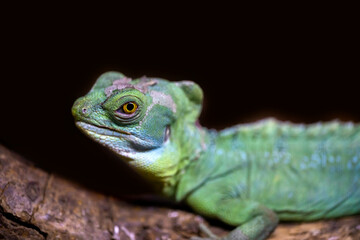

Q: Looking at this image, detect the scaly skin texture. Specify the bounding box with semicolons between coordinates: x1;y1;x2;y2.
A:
72;72;360;240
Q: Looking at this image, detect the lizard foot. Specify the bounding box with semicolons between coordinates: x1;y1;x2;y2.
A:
190;223;220;240
191;223;250;240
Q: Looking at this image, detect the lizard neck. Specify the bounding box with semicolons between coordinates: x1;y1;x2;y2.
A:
158;123;215;199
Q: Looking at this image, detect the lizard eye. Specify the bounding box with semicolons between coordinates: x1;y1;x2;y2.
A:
121;101;138;114
104;94;144;123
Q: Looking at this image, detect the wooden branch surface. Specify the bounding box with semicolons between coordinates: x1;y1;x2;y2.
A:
0;145;359;240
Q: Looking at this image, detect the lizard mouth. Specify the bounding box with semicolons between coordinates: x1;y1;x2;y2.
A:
75;121;131;137
75;121;161;151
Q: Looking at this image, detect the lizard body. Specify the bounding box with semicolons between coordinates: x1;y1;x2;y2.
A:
72;72;360;240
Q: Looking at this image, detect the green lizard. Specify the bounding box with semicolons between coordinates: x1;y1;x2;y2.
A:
72;71;360;240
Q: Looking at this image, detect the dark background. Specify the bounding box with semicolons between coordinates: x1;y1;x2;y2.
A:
1;6;358;198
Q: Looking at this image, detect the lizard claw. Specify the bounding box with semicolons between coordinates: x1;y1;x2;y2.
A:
190;223;220;240
190;237;215;240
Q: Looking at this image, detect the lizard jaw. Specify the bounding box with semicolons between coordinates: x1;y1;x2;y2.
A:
75;121;131;137
75;121;161;154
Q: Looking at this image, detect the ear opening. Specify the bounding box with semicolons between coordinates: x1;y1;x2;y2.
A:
91;71;125;92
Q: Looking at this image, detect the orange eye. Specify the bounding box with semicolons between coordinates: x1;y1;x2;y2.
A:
122;102;138;114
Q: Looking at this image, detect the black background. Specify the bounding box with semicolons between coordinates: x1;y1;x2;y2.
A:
1;5;358;197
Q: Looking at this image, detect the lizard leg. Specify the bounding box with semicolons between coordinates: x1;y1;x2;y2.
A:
218;202;278;240
188;195;279;240
224;209;278;240
191;207;278;240
217;202;278;240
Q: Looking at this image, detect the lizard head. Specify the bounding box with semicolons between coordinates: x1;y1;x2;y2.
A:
72;72;204;187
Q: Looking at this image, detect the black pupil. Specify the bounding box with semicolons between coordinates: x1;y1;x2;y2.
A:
127;103;134;111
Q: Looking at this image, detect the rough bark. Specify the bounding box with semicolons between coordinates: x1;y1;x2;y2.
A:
0;144;359;240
